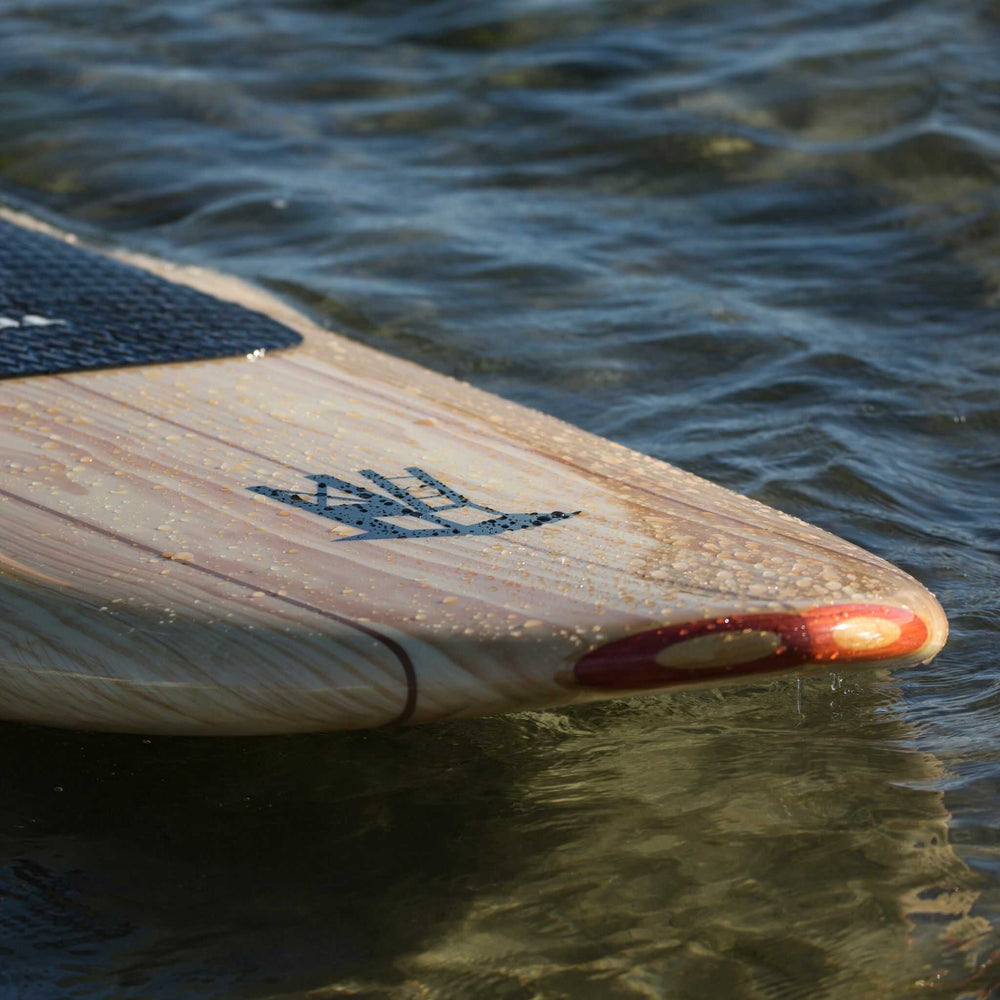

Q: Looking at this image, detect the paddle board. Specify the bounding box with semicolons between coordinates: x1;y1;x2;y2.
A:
0;205;948;734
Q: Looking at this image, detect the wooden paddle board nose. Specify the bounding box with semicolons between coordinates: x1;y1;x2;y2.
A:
0;206;949;734
573;595;948;692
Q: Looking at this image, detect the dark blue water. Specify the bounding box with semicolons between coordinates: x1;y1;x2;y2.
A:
1;1;997;996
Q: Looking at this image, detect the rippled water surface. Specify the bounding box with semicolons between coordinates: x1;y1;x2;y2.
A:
1;0;998;996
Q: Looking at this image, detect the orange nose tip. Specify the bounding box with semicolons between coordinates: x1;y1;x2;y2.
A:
573;603;930;690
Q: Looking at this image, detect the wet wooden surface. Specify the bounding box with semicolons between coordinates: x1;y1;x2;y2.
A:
0;208;947;733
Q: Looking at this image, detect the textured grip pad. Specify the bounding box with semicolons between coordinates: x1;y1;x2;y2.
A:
0;218;302;378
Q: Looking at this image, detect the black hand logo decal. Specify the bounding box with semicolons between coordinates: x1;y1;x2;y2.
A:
249;467;579;541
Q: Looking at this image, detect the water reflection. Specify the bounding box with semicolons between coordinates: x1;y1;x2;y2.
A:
0;674;991;997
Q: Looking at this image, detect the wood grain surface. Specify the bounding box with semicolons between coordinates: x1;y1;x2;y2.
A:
0;207;948;733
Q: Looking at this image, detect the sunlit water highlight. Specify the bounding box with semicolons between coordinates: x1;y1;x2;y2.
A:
1;1;997;996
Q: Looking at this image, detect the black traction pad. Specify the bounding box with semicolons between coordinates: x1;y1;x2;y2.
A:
0;217;302;378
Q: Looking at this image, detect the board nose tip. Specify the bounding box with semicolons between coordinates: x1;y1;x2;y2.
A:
573;586;948;692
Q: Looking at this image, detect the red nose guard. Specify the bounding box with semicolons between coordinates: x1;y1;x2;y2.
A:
573;604;929;690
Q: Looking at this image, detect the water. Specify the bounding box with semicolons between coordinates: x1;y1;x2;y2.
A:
0;0;997;996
